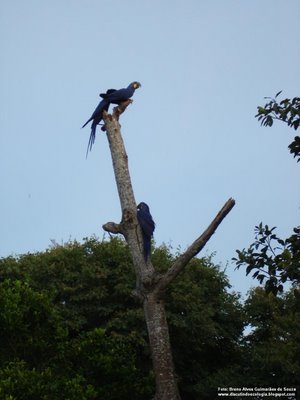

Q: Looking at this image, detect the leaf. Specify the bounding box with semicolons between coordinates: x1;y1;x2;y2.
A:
252;271;260;279
275;90;282;98
257;274;266;284
277;239;285;247
266;116;273;127
246;264;254;276
257;107;266;114
277;284;283;293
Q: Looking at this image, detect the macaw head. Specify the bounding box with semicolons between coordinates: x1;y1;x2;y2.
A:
137;202;150;212
131;81;141;90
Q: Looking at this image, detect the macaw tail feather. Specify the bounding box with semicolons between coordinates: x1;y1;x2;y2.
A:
82;117;92;129
86;123;96;158
142;236;151;260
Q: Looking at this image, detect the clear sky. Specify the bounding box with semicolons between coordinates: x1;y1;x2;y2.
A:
1;0;299;296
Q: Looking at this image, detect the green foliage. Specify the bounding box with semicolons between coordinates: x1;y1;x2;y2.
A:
0;279;67;367
256;91;300;130
234;224;300;296
240;94;300;297
0;237;245;399
255;92;300;161
0;237;136;334
0;238;154;399
288;135;300;162
234;100;300;391
69;328;153;399
0;360;96;400
1;237;299;398
243;288;300;390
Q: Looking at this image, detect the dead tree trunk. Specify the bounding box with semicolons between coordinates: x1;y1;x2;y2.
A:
102;103;235;400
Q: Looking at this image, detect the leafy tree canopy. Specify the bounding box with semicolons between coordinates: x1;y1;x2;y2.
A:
255;91;300;161
242;287;300;389
0;237;244;400
234;224;300;296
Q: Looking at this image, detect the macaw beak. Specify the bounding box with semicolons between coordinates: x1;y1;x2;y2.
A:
134;82;141;89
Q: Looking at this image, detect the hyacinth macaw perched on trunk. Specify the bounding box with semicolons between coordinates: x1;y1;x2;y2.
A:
137;202;155;260
82;82;141;156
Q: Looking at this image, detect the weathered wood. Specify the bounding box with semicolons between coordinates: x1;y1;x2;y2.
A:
102;222;123;235
144;292;181;400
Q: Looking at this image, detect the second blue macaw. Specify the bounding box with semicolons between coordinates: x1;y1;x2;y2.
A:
82;82;141;156
137;202;155;260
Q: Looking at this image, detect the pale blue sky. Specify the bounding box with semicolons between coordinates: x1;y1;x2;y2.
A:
1;0;299;295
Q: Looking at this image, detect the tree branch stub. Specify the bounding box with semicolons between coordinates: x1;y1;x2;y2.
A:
102;222;123;235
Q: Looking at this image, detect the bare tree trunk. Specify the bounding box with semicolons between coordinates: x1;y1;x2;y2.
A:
143;293;181;400
102;104;235;400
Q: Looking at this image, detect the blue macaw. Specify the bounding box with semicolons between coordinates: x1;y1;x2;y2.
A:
137;202;155;260
82;82;141;156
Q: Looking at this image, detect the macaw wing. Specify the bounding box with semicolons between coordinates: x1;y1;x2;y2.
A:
92;99;109;117
102;88;130;103
99;89;117;99
137;211;155;238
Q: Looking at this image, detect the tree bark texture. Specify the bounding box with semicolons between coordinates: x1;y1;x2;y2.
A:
143;293;181;400
102;104;235;400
